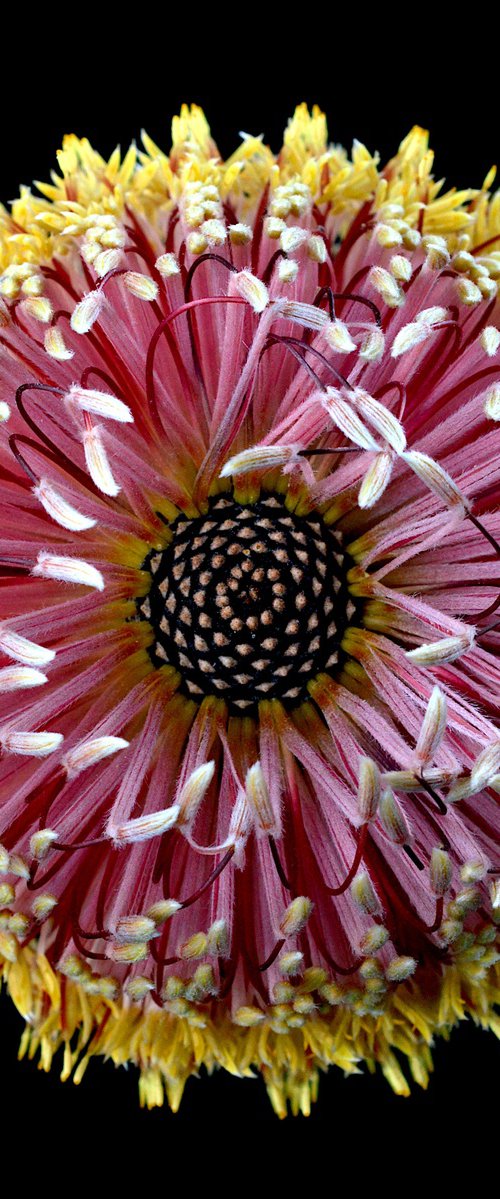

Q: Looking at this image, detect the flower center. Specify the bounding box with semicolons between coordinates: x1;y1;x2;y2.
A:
138;494;358;711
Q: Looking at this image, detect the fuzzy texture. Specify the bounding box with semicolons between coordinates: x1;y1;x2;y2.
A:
0;105;499;1115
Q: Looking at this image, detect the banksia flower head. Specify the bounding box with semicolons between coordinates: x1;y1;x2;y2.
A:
0;104;499;1116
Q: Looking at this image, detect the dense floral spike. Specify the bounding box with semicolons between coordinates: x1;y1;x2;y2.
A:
0;105;499;1117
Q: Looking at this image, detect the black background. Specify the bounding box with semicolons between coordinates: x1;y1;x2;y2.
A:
0;31;498;1159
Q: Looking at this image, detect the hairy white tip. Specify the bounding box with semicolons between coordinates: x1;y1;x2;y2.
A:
0;626;55;667
83;425;120;496
0;666;47;691
352;389;406;452
358;451;393;508
279;896;313;937
403;451;469;511
33;553;104;591
245;761;277;834
70;290;106;334
229;270;269;313
68;385;133;424
326;319;357;354
44;327;74;361
323;389;380;451
155;253;180;277
64;736;129;778
483;383;500;421
177;761;215;827
282;300;329;331
406;630;474;665
29;829;59;860
0;729;63;757
480;326;500;357
123;272;159;302
391;321;432;358
110;805;180;845
34;479;96;532
368;267;403;308
414;686;447;767
357;758;380;823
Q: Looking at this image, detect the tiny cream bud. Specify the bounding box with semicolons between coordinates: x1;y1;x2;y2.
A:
351;871;381;915
326;320;357;354
460;860;487;884
480;326;500;356
390;255;412;282
430;848;452;895
70;290;106;333
359;925;389;954
379;789;410;844
282;300;329;331
233;1006;266;1026
229;270;269;313
368;266;403;307
278;951;304;975
111;941;149;963
352;389;406;452
207;919;229;957
177;760;215;827
279;227;309;254
414;686;447;766
385;956;417;982
359;327;385;361
114;915;158;943
357;757;380;822
123;272;159;301
456;277;482;306
358;452;393;509
146;899;182;924
245;761;277;834
416;306;448;326
83;426;120;497
483;383;500;421
29;829;59;860
391;321;433;358
307;234;327;263
155;253;180;277
125;976;155;1000
279;896;314;937
470;741;500;792
323;390;380;451
178;931;208;960
44;327;74;360
229;223;252;245
31;894;58;920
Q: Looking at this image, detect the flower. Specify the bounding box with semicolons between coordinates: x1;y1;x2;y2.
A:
0;104;499;1118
